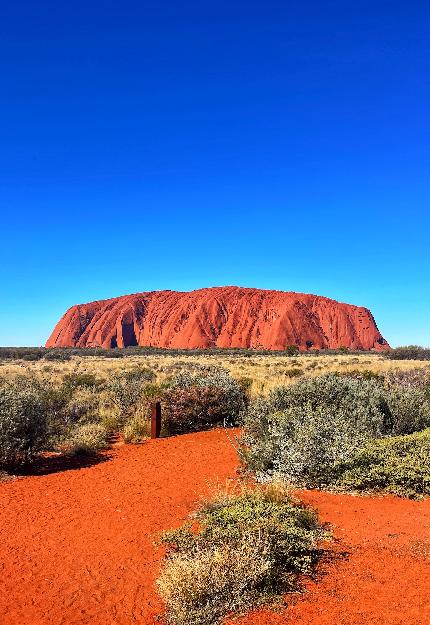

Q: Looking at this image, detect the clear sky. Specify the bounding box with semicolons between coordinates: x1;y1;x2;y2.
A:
1;1;429;347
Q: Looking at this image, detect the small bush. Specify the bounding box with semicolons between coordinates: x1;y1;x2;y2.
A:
122;366;156;383
284;368;303;378
162;387;227;434
162;367;245;435
386;387;430;435
157;481;325;625
61;372;102;393
62;386;102;425
0;382;48;467
107;372;156;417
62;422;109;456
384;368;430;435
1;375;96;449
335;429;430;498
123;414;150;443
337;369;385;383
385;368;429;389
240;374;391;485
236;376;253;403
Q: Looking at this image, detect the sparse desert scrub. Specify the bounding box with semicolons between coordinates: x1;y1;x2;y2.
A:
106;367;157;416
0;379;48;467
1;351;430;471
239;374;391;485
61;386;103;425
157;481;326;625
103;369;161;436
240;372;430;496
385;345;430;360
283;367;303;378
334;428;430;498
385;367;429;388
60;422;109;455
123;413;151;442
2;351;430;397
386;386;430;435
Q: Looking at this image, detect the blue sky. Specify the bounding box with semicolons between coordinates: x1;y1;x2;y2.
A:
1;1;429;347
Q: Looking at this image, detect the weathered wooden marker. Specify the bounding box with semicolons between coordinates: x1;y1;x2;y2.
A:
151;401;162;439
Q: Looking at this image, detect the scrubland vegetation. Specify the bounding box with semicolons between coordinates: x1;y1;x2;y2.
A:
1;347;430;624
240;370;430;498
0;348;429;493
157;481;326;625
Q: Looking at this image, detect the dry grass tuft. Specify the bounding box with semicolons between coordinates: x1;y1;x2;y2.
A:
156;480;325;625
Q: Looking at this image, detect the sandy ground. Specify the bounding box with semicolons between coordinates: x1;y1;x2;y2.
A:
1;429;429;625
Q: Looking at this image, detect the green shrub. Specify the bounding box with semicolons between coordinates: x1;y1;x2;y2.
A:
162;386;227;434
337;369;385;383
240;373;430;494
122;366;156;383
385;346;430;360
62;422;109;456
386;387;430;435
236;376;253;403
157;481;325;625
61;372;102;393
107;371;156;417
43;349;72;361
0;383;48;467
9;376;94;444
5;375;94;449
123;414;150;442
240;374;391;485
285;345;299;356
335;429;430;498
284;368;303;378
62;386;102;425
162;367;245;435
383;368;430;435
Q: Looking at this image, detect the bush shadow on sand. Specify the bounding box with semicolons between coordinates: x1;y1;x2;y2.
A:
10;450;112;477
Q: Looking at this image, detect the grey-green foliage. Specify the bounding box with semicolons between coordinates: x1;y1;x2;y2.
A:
240;374;391;486
64;422;109;456
384;368;430;435
386;387;430;435
385;345;430;360
0;382;48;467
385;368;429;389
107;367;156;414
335;428;430;498
170;365;241;394
157;482;324;625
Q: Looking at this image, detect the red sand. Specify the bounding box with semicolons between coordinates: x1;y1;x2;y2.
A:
1;428;429;625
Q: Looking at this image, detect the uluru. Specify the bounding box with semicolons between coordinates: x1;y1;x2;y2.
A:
45;286;389;351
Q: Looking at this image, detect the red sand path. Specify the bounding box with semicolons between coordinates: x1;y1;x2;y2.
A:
0;428;429;625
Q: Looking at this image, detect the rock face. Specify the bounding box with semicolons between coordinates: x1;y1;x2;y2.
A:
46;286;389;351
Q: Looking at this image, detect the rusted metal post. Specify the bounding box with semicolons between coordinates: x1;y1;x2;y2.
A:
151;401;161;439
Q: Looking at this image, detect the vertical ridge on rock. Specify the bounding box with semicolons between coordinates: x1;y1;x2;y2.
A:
45;286;389;350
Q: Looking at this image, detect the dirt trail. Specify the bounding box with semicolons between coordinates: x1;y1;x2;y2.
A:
1;428;429;625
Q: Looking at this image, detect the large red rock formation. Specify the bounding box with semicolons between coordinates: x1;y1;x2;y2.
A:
46;286;389;351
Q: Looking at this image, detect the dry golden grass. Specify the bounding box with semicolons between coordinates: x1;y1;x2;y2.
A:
1;353;429;395
157;479;323;625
